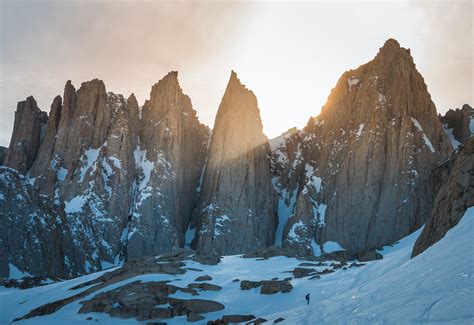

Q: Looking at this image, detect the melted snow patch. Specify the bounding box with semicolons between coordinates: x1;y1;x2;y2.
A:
411;118;435;153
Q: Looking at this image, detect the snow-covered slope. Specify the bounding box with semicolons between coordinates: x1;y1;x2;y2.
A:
1;208;472;324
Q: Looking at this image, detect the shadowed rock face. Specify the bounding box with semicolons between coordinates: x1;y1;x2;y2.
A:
192;71;277;255
439;104;473;148
0;167;82;278
3;96;47;174
127;71;210;258
2;73;209;277
273;39;453;254
412;139;474;257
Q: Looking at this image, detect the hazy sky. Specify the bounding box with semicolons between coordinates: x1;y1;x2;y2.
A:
0;0;472;146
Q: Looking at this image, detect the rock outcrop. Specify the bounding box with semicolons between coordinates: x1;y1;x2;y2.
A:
192;71;276;255
3;96;47;174
273;39;453;254
439;104;473;149
412;138;474;257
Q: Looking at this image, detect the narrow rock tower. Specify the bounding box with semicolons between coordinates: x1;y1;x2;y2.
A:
193;71;277;255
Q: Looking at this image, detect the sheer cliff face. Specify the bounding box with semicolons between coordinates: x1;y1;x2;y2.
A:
1;73;209;277
440;104;473;149
275;39;453;254
412;138;474;257
126;72;210;258
192;72;277;255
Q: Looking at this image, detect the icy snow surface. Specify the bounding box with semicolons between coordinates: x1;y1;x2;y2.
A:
1;209;473;324
411;118;436;153
322;241;344;253
443;124;462;150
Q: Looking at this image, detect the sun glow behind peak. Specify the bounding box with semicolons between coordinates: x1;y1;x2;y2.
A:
0;1;471;144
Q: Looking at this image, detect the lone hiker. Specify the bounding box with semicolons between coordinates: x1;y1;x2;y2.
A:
305;293;310;305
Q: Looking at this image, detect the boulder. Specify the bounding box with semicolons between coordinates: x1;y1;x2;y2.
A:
195;275;212;281
357;250;383;262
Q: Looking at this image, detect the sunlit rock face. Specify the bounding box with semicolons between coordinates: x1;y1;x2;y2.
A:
273;39;453;254
2;73;209;277
192;71;277;255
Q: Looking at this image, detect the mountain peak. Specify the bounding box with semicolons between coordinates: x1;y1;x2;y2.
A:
229;70;242;86
381;38;401;51
375;38;411;63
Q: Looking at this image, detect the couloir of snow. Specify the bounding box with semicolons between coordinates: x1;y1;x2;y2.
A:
1;208;473;324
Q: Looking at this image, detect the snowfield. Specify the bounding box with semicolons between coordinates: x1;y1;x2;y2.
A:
1;208;473;324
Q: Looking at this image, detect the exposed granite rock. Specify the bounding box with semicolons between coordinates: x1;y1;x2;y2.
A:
14;257;188;321
187;282;222;291
78;281;224;321
439;104;473;148
195;275;212;281
0;167;81;278
3;72;209;278
240;279;292;294
356;250;383;262
291;267;316;278
412;139;474;257
282;192;317;256
274;39;453;254
242;245;293;259
209;315;257;324
193;71;277;255
27;79;142;272
4;96;47;174
129;71;209;258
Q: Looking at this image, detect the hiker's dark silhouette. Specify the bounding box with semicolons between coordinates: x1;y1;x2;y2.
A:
305;293;310;305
